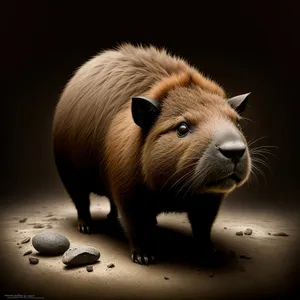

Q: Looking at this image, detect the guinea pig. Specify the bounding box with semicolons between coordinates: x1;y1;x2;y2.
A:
52;44;252;265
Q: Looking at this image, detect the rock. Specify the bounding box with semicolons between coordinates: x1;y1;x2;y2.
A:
107;263;115;268
33;224;45;229
272;232;289;237
47;217;61;221
224;227;227;229
29;257;39;265
15;230;18;232
19;218;27;223
62;246;100;266
268;233;271;235
164;276;170;280
244;228;252;235
229;250;236;258
86;265;93;272
240;254;252;259
23;250;33;256
18;246;22;248
236;231;243;236
32;231;70;255
17;243;20;245
46;225;53;229
21;237;31;244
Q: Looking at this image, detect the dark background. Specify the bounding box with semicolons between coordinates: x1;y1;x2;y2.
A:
1;0;300;298
1;1;299;208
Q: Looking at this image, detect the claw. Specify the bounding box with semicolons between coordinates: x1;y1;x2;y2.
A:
144;256;149;265
77;222;92;234
131;250;155;265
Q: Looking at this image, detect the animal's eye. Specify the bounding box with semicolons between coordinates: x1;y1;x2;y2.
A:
176;123;190;137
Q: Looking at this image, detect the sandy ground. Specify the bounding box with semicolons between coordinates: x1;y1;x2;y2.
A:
1;193;299;300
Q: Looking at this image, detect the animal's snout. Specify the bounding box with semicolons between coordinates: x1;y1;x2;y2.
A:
216;141;246;163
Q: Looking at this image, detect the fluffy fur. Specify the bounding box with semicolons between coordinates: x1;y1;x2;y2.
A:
52;44;251;265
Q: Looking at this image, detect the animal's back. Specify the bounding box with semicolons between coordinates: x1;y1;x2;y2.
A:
52;44;192;192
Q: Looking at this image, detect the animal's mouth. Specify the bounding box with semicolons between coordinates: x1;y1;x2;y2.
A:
205;173;241;188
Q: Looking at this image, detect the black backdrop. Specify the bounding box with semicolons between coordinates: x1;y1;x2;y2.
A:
1;0;300;298
2;1;300;206
1;4;300;217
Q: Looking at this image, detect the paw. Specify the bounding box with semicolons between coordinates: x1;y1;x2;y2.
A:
77;218;92;234
131;248;156;265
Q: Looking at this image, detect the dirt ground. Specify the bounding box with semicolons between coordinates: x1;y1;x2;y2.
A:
1;192;299;300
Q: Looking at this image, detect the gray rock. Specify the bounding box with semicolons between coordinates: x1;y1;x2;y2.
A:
62;246;100;266
29;257;39;264
244;228;253;235
107;263;115;268
19;218;27;223
236;231;243;236
32;231;70;255
23;250;33;256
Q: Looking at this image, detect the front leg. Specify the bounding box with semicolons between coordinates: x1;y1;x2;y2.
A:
118;197;157;265
188;194;224;257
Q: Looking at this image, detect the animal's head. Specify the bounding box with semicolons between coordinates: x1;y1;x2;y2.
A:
132;73;251;197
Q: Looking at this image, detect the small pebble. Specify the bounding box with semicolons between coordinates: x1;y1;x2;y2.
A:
46;225;53;229
15;230;18;232
164;276;169;280
33;224;45;229
107;263;115;268
17;243;20;245
21;237;31;244
224;227;227;229
47;217;61;221
244;228;253;235
236;231;243;236
86;265;93;272
29;257;39;265
18;246;22;248
268;233;271;235
272;232;289;237
238;264;246;272
23;250;33;256
229;250;236;258
19;218;27;223
240;254;252;259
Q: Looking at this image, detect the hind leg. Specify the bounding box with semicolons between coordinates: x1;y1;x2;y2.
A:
54;156;92;234
71;191;92;234
107;198;118;220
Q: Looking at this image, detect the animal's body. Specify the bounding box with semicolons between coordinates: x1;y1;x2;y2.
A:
52;44;252;264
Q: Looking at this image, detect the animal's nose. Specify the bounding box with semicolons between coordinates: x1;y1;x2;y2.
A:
217;141;246;163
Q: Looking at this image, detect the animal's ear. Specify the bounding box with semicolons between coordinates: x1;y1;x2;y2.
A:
227;92;250;114
132;96;161;130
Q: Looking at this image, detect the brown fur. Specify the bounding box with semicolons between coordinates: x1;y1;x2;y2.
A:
52;43;251;264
